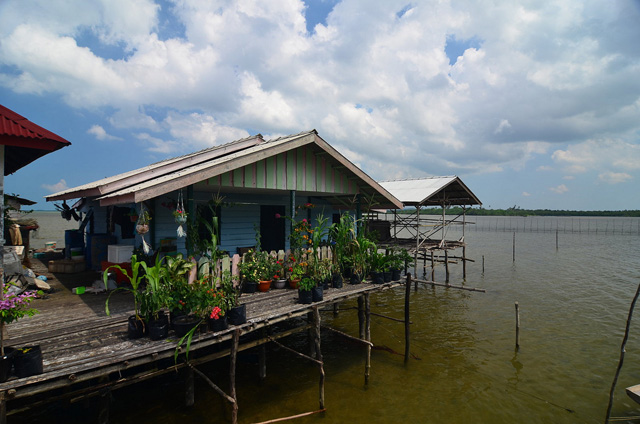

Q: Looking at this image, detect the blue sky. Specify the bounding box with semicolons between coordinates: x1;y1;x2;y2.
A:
1;0;639;211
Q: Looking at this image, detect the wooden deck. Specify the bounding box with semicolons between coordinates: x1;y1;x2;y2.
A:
0;257;405;418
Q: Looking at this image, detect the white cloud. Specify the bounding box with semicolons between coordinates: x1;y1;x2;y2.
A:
599;172;632;184
494;119;511;134
87;124;122;141
522;191;531;197
165;112;249;149
550;184;569;194
42;179;69;193
135;132;181;154
0;0;638;190
552;138;640;175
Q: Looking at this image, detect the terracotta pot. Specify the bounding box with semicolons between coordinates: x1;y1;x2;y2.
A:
289;278;301;289
258;280;271;292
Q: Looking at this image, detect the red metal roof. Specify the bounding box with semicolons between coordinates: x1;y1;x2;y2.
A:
0;104;71;175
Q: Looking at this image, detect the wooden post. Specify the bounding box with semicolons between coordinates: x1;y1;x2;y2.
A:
430;251;435;282
364;293;371;385
512;232;516;262
482;255;485;274
405;273;411;364
98;389;110;424
515;302;520;350
556;229;558;250
462;245;467;279
333;303;339;316
308;312;316;358
230;329;240;424
259;328;267;379
444;249;449;284
358;296;365;340
0;391;5;424
313;306;325;410
185;366;195;407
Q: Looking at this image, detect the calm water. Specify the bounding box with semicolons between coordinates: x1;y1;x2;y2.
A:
16;215;640;423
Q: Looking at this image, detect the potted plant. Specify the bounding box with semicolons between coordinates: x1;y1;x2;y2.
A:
221;271;246;325
162;254;195;326
104;254;147;338
254;251;276;292
136;210;151;235
287;253;306;289
139;255;169;340
272;258;287;289
297;275;316;304
368;251;386;284
0;286;39;381
386;249;405;281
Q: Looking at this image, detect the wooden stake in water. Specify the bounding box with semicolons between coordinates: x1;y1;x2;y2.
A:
482;255;485;274
515;302;520;350
556;229;558;250
512;232;516;262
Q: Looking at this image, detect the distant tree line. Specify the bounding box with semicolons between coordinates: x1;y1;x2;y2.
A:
397;206;640;217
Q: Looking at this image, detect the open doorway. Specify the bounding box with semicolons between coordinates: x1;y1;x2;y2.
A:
260;205;286;252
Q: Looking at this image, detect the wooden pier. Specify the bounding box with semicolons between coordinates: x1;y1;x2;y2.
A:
0;258;413;424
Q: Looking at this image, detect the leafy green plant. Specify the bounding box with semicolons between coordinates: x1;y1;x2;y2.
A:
297;276;316;291
139;254;167;321
104;254;146;319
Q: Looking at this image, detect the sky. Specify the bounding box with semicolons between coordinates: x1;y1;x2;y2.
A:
1;0;639;211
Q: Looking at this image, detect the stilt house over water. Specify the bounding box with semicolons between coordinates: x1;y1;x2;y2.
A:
46;130;403;263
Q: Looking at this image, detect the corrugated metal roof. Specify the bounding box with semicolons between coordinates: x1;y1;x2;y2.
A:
47;129;403;210
0;104;71;175
379;177;481;206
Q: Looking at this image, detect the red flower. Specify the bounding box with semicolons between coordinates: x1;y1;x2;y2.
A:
210;306;222;320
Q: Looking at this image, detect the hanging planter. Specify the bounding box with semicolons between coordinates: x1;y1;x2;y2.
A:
174;190;188;238
135;205;152;253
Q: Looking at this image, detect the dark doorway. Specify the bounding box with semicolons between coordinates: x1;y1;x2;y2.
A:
260;205;286;252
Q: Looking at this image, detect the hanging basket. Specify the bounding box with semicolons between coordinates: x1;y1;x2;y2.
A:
136;224;149;235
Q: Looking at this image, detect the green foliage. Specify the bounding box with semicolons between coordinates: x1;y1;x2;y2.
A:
104;254;146;318
297;276;316;291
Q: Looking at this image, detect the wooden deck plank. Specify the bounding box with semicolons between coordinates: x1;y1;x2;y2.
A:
0;258;406;409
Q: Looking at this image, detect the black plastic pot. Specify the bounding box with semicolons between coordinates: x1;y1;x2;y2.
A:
228;304;247;326
299;289;313;304
383;271;392;283
312;286;324;302
332;273;343;289
148;313;169;340
127;315;146;339
391;269;402;281
208;315;229;332
350;273;362;285
371;271;384;284
322;277;330;290
243;281;257;293
13;345;43;378
170;309;187;330
173;315;201;338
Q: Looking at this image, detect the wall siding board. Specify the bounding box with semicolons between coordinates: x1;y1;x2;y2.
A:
306;147;315;191
286;150;296;190
256;159;265;189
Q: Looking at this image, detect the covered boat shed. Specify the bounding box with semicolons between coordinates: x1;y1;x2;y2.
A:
376;176;482;280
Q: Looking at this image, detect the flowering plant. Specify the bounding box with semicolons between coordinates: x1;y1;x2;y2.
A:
286;253;307;280
0;287;39;355
189;274;227;320
173;208;187;219
272;258;286;280
239;250;275;282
